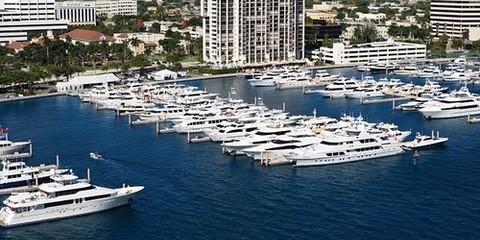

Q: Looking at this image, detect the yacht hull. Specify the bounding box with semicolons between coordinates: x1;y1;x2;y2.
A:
287;147;404;167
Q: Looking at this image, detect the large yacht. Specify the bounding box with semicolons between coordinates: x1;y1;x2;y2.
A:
0;140;31;156
0;160;70;190
284;131;404;167
317;77;361;98
419;86;480;119
0;172;144;227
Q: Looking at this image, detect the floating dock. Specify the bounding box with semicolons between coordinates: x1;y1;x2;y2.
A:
467;114;480;124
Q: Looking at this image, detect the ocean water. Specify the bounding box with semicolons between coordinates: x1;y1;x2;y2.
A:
0;68;479;239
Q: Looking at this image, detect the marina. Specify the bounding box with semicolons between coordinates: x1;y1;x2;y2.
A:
0;66;479;238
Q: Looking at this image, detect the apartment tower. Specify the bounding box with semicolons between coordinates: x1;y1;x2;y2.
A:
202;0;304;65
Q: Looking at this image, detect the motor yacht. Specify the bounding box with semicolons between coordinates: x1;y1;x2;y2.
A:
284;131;404;167
0;172;144;227
0;160;70;191
317;77;361;98
401;131;448;149
344;85;384;99
419;86;480;119
0;140;30;156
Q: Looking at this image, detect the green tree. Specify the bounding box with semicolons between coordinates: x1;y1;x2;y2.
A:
351;24;378;44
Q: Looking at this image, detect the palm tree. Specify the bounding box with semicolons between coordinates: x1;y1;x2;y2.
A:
129;37;141;56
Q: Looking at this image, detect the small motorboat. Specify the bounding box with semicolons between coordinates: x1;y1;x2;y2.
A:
90;152;102;160
401;131;448;149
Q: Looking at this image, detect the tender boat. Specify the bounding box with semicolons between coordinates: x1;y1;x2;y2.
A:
0;172;144;227
89;152;102;160
401;131;448;149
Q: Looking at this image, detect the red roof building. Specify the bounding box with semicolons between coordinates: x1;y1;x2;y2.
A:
59;29;114;44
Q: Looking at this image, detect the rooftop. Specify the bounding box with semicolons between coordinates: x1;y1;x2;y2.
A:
59;29;114;42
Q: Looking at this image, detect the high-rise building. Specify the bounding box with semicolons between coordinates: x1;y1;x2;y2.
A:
56;1;96;25
0;0;69;45
430;0;480;39
202;0;304;65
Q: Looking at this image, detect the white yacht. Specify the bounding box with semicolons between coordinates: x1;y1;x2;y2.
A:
376;122;411;142
419;86;480;119
0;140;30;156
396;98;431;111
344;85;384;99
138;106;187;121
284;131;404;167
0;161;70;191
172;115;237;133
221;126;295;155
401;131;448;149
368;62;396;73
317;78;361;98
0;173;144;227
248;74;280;87
204;123;263;142
417;65;442;78
394;64;419;76
442;69;473;82
314;70;339;82
242;133;318;160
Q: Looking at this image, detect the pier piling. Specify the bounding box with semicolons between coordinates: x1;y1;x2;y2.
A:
87;168;91;183
156;121;160;134
56;155;60;170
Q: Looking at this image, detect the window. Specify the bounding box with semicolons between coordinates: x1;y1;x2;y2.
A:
85;194;111;201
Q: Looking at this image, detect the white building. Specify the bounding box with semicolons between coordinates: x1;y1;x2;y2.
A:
430;0;480;39
95;0;137;18
0;0;69;45
356;13;386;21
56;73;119;93
317;39;426;64
56;1;96;25
202;0;305;66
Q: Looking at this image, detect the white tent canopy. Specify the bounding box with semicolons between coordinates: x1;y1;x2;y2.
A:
56;73;120;93
148;69;178;80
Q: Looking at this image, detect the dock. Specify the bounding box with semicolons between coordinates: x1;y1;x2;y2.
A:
467;114;480;124
360;97;412;105
259;152;292;166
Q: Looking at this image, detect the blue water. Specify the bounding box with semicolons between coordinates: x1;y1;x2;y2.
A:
1;68;480;239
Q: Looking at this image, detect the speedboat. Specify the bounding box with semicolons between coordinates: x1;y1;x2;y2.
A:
0;172;144;227
401;131;448;149
89;152;102;160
